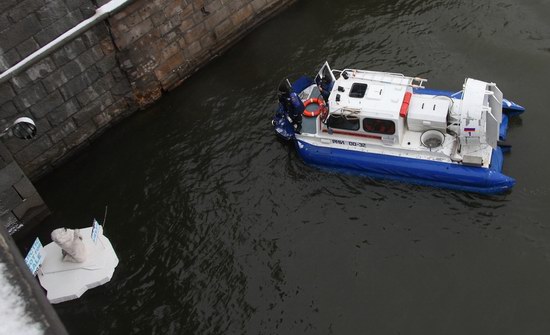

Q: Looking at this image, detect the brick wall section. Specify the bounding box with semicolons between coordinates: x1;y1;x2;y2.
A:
108;0;295;107
0;0;135;179
0;0;294;180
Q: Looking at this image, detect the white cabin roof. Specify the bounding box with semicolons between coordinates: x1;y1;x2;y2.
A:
327;69;416;120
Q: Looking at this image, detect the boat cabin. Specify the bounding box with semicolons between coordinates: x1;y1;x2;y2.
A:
297;62;504;168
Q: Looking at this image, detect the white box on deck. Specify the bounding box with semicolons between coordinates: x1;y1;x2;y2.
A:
406;95;450;132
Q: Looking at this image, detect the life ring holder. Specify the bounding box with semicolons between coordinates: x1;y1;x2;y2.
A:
303;98;326;118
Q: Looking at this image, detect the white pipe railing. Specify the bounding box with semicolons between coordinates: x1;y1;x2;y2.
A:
0;0;133;84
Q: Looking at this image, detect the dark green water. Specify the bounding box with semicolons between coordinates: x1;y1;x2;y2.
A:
31;0;550;333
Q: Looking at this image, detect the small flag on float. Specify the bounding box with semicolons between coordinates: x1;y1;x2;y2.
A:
24;238;44;276
91;219;101;244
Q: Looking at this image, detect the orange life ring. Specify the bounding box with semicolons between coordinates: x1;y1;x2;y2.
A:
303;98;326;118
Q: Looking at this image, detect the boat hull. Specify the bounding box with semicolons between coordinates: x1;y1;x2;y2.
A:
295;140;515;194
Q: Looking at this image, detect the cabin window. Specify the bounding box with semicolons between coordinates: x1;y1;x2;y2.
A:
327;115;360;131
363;118;395;135
349;83;368;98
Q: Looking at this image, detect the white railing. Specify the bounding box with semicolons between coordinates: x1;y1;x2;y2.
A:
0;0;133;84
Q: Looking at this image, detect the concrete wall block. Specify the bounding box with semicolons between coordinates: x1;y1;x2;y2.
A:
63;0;92;12
204;6;230;30
29;90;64;119
0;144;14;165
113;18;153;50
202;0;223;15
47;98;79;126
184;22;206;44
15;37;40;59
150;11;166;26
42;60;83;93
0;0;19;12
72;91;114;126
132;73;162;108
9;73;33;93
96;54;117;75
73;47;100;72
13;176;38;199
12;193;44;220
251;0;268;12
0;187;23;216
0;13;10;32
63;120;97;149
52;37;87;67
35;116;52;135
0;48;22;73
86;23;111;43
25;57;57;81
137;0;163;21
199;31;217;50
158;20;175;37
111;0;143;21
0;101;18;120
0;83;16;106
93;98;128;128
59;66;100;100
112;80;132;98
76;72;115;106
214;18;234;39
25;141;67;176
154;51;185;85
13;82;47;110
48;119;77;144
0;162;24;192
34;10;84;47
226;0;247;12
230;4;254;26
99;37;116;55
185;40;203;58
36;0;70;26
6;0;45;25
14;135;53;164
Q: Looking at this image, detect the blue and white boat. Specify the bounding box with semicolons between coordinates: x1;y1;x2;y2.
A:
272;62;525;194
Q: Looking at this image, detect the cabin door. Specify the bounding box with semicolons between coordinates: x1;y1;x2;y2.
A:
315;61;337;99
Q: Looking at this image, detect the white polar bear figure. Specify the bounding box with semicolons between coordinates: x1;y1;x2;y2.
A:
51;228;87;263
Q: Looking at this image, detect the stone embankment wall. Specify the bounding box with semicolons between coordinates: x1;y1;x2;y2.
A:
0;0;294;233
0;0;294;179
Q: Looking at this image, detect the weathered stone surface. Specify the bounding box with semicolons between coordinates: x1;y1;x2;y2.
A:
29;90;64;119
0;162;24;192
1;11;42;50
13;175;38;198
0;83;16;106
7;0;46;23
0;187;22;216
0;48;22;72
25;58;57;82
0;101;18;120
16;37;40;59
34;10;84;46
1;0;295;180
47;119;77;144
13;82;47;110
36;0;69;26
47;98;79;126
59;66;100;100
14;134;53;164
52;37;88;67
